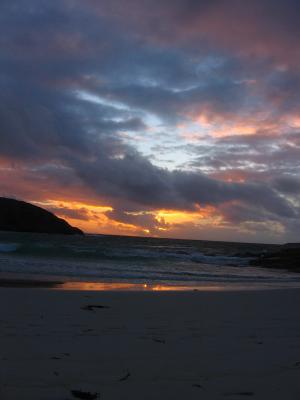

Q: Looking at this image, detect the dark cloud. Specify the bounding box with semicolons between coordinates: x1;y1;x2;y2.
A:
105;208;170;233
273;176;300;194
48;206;90;221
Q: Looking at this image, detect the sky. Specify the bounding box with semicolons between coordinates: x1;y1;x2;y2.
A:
0;0;300;243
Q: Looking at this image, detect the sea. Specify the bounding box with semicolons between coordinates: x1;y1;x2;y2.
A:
0;231;299;290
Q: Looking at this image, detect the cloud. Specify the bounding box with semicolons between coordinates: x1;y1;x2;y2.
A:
273;176;300;195
47;206;90;221
99;0;300;65
1;0;300;242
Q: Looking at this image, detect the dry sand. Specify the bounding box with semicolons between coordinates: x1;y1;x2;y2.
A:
1;287;300;399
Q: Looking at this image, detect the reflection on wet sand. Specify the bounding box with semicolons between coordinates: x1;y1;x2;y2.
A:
0;275;280;291
57;281;224;291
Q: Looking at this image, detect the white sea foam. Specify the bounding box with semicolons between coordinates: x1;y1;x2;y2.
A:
0;243;19;253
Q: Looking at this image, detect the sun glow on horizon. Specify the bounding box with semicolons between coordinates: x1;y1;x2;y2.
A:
32;198;225;238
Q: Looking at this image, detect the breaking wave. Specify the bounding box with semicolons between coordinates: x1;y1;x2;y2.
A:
0;243;19;253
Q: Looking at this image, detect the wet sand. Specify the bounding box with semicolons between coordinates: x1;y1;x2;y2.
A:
0;278;62;288
1;287;300;399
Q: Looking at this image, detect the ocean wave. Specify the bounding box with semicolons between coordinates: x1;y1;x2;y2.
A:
0;243;19;253
0;232;292;288
190;253;250;266
4;240;251;266
0;254;299;285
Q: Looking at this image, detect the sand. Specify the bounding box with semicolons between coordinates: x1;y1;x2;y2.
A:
1;287;300;399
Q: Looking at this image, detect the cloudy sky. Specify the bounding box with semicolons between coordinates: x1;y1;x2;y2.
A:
1;0;300;243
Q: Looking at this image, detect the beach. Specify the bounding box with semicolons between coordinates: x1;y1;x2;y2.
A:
1;286;300;399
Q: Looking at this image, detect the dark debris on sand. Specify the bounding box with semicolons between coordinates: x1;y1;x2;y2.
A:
223;392;254;396
192;384;203;388
71;389;99;399
81;304;110;312
152;338;166;344
119;371;131;381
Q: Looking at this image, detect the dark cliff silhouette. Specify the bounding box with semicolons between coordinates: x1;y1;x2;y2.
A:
0;198;83;235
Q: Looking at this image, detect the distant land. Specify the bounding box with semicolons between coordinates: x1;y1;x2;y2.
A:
0;198;83;235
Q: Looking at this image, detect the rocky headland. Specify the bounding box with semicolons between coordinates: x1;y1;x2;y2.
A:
0;197;83;235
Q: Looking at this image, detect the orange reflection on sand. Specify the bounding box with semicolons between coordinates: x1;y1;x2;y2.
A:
57;281;224;291
59;282;144;291
150;284;223;291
